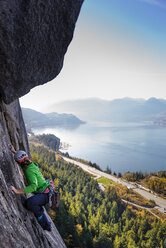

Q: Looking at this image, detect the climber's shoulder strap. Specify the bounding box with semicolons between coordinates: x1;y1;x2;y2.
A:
33;162;39;167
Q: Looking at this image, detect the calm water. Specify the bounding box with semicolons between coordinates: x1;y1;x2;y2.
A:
32;122;166;173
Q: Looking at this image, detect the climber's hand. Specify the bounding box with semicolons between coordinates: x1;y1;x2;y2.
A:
10;186;18;193
8;145;16;154
10;186;24;194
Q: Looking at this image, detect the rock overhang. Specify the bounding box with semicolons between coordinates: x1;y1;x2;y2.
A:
0;0;84;104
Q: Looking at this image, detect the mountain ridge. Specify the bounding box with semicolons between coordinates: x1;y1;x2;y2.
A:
47;97;166;122
22;108;86;131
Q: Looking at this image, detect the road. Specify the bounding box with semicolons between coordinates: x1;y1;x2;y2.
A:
121;200;160;219
62;156;166;214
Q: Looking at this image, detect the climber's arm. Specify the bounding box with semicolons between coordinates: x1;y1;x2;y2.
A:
10;186;24;194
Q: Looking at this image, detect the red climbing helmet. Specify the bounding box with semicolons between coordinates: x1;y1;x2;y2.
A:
14;150;29;163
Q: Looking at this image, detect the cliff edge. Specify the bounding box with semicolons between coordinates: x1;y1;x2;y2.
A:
0;0;84;247
0;100;66;248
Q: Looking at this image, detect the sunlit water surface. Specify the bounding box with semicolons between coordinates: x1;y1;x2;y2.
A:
32;122;166;173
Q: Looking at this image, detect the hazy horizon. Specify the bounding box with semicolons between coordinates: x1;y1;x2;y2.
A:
21;96;166;122
21;96;166;113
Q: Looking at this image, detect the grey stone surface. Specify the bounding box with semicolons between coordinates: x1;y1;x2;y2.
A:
0;0;84;103
0;1;84;246
0;100;66;248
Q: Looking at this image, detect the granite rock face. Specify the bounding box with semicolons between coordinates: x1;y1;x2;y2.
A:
0;0;84;103
0;1;84;247
0;100;66;248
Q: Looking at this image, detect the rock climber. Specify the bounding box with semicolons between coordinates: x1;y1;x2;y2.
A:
9;145;52;231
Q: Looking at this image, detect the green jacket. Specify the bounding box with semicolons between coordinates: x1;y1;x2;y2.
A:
23;162;50;194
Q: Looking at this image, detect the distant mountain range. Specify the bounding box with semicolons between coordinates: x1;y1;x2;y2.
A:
22;108;85;131
48;97;166;123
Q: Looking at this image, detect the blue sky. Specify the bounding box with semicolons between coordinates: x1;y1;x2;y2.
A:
20;0;166;111
86;0;166;56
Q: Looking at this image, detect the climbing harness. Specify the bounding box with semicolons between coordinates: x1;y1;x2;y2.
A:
42;180;60;209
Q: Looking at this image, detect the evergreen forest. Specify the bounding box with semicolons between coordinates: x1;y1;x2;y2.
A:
30;145;166;248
